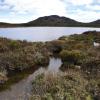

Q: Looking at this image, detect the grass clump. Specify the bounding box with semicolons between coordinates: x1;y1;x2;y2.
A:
0;37;50;90
30;71;100;100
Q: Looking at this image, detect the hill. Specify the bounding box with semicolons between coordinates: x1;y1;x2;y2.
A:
24;15;82;26
0;15;100;27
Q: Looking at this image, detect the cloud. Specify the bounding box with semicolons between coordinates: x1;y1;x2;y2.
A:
4;0;66;15
67;9;100;22
86;5;100;11
0;5;9;10
64;0;93;5
0;0;100;23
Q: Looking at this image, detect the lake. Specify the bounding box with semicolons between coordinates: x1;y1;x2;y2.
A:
0;27;100;42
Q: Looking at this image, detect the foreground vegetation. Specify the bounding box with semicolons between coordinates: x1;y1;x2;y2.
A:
47;31;100;77
0;31;100;100
31;71;100;100
0;38;50;90
31;31;100;100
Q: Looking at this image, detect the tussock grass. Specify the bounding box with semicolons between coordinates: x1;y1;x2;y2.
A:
31;70;100;100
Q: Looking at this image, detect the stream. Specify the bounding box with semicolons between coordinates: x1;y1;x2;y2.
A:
0;57;62;100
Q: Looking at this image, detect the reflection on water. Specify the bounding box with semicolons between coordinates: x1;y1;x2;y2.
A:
44;57;62;73
0;57;62;100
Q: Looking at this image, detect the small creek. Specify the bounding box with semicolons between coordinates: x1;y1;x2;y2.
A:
0;57;62;100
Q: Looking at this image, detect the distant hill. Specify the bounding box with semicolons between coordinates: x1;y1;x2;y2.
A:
0;15;100;27
0;22;21;27
87;20;100;27
0;22;13;27
25;15;82;26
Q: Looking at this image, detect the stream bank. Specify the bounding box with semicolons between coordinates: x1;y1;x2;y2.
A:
0;57;62;100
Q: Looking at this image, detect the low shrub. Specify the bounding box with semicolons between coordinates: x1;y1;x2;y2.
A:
60;50;85;65
30;72;98;100
81;58;100;78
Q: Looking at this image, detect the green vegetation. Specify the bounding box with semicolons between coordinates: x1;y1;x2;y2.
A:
0;38;50;90
30;31;100;100
31;72;100;100
0;39;49;72
0;30;100;100
60;50;85;64
47;31;100;71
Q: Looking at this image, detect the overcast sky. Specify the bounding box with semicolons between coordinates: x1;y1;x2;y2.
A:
0;0;100;23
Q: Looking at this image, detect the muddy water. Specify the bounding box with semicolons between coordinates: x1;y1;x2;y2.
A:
0;57;62;100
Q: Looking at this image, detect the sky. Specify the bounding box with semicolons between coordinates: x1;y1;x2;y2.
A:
0;0;100;23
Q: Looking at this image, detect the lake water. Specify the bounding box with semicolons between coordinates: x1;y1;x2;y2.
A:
0;27;100;42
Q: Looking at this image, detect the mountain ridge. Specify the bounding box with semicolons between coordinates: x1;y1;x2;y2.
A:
0;15;100;27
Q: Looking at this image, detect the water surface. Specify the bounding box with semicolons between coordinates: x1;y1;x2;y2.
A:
0;27;100;42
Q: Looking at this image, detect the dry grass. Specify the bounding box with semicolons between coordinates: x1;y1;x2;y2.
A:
30;70;100;100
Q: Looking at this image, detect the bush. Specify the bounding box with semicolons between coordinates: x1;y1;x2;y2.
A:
47;40;65;53
59;63;75;71
34;52;49;66
60;50;85;65
81;58;100;78
8;40;20;50
31;72;95;100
